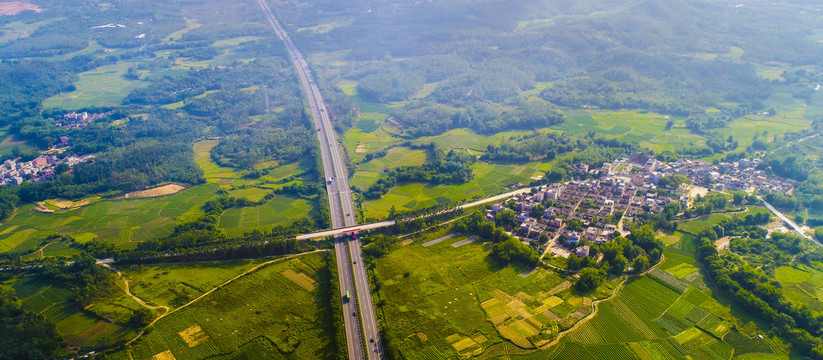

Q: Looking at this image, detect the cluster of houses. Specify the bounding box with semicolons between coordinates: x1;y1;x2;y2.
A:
56;111;113;129
0;155;94;186
487;153;792;257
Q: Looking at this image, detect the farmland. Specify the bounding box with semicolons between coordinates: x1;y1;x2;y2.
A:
0;273;141;349
345;127;555;219
775;263;823;316
552;110;704;154
110;252;335;360
372;229;617;359
0;140;317;255
676;207;771;236
513;229;791;359
0;184;219;253
119;258;278;311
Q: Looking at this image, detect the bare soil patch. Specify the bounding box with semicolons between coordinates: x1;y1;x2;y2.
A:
78;321;111;341
0;1;41;15
179;324;209;347
35;197;97;211
0;134;26;148
151;350;176;360
282;269;317;291
123;184;186;199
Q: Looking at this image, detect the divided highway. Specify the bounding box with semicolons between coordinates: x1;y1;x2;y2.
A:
256;1;382;358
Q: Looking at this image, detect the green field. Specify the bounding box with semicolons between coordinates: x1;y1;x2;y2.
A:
514;229;789;360
676;207;771;235
373;230;617;359
775;263;823;316
43;62;148;109
0;184;219;253
362;160;550;219
113;252;334;360
345;127;557;219
218;195;313;237
553;110;705;154
0;274;140;349
121;258;280;311
349;147;431;190
0;140;317;255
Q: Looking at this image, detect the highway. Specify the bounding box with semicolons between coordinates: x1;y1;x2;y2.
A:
256;0;381;358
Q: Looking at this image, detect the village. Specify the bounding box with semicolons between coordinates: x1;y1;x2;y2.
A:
0;154;94;186
486;153;795;259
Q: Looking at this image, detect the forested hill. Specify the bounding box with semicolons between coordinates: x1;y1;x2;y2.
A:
274;0;821;135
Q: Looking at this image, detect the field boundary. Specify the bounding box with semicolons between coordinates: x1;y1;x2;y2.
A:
536;255;666;351
122;249;327;345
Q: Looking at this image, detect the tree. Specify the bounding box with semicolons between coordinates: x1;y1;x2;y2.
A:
566;219;584;232
566;255;581;271
530;203;545;218
538;233;550;245
664;202;681;221
575;268;606;292
628;224;662;254
495;209;516;227
649;248;662;265
632;255;650;273
732;191;745;205
129;307;154;328
0;290;63;360
610;255;628;276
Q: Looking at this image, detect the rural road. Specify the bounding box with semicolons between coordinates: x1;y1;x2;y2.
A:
296;185;542;240
760;197;818;245
257;0;380;358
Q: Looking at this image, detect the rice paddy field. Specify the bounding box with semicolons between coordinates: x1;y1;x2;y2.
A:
775;263;823;316
110;252;334;360
373;229;617;359
512;229;791;360
345;126;556;219
553;110;705;154
0;140;316;255
0;183;220;253
0;274;141;349
121;257;290;313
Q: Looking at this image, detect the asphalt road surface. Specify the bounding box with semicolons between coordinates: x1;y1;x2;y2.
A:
257;1;382;358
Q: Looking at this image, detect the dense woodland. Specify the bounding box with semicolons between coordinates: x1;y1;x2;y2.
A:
274;0;823;139
0;287;63;360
